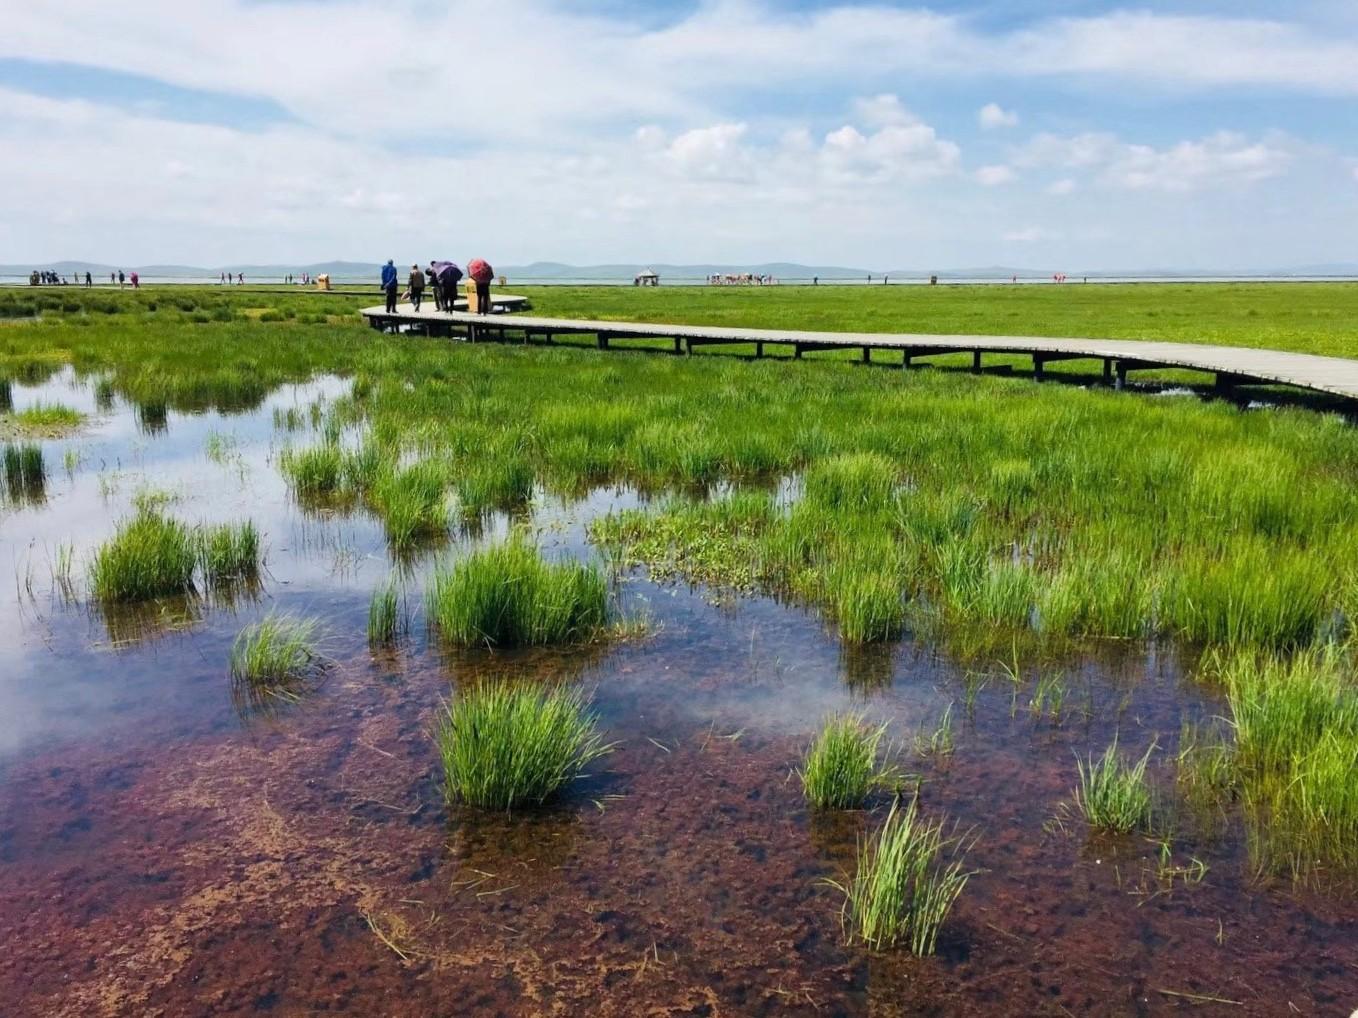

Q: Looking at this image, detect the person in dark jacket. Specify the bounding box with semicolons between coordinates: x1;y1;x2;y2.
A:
380;259;398;314
408;264;425;312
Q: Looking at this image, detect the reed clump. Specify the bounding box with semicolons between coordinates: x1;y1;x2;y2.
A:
435;682;613;810
90;510;198;602
368;580;400;645
801;714;889;809
196;521;261;587
427;538;609;648
833;796;971;955
2;442;45;501
229;613;322;696
1073;740;1156;834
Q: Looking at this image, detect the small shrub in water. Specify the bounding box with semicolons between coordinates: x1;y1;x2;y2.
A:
834;796;971;955
1074;739;1155;834
229;613;322;693
427;538;609;648
435;683;613;810
802;714;889;810
90;511;197;602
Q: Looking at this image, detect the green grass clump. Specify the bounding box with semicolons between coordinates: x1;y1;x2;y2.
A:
804;452;897;512
229;613;322;694
90;510;197;602
435;682;613;810
368;581;400;645
456;457;534;518
1073;740;1156;834
801;714;889;809
196;521;261;587
373;460;447;549
2;442;45;500
1218;650;1358;880
427;538;610;648
279;443;345;496
11;401;84;432
834;797;970;955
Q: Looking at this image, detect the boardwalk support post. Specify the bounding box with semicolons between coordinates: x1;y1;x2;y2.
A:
1115;361;1127;390
862;347;871;364
972;350;982;374
755;341;764;358
794;343;804;360
1033;354;1045;381
674;337;683;355
1103;358;1113;384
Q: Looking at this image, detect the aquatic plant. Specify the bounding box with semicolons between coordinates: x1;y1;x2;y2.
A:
1074;739;1156;834
368;580;400;646
427;538;609;648
89;510;197;602
11;401;83;431
833;796;971;955
435;682;613;810
2;442;45;500
279;443;345;496
196;521;261;587
229;613;322;694
801;714;889;810
456;457;534;518
373;460;447;549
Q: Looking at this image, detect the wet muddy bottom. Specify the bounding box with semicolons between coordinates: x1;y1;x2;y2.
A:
0;369;1355;1016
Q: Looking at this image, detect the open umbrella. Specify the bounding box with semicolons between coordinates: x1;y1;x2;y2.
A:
467;258;494;284
433;261;462;287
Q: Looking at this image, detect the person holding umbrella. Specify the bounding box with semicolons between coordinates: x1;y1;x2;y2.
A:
429;261;462;312
467;258;493;315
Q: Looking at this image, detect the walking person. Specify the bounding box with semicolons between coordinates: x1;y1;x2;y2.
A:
427;262;441;311
467;258;493;315
381;259;398;314
117;270;125;287
408;264;425;312
85;271;92;287
130;271;139;289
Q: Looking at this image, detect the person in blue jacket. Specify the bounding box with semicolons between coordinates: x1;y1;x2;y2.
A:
380;259;398;313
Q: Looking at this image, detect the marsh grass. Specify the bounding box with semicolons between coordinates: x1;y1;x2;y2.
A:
456;457;534;519
2;442;45;501
427;538;610;648
10;401;83;433
1074;739;1156;834
1215;649;1358;880
90;510;197;602
374;460;447;549
801;714;890;810
196;521;261;588
832;796;971;955
435;682;613;810
229;613;323;701
280;443;345;496
368;580;401;645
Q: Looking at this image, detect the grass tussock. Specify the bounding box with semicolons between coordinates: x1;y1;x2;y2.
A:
802;714;890;810
90;510;198;602
196;520;261;587
10;401;84;433
229;613;323;697
427;538;610;648
368;580;400;645
1074;739;1156;834
435;682;613;810
833;796;971;955
2;442;45;501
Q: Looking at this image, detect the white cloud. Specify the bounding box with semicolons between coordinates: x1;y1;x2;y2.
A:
852;94;917;128
976;165;1016;186
1047;178;1077;196
663;123;753;181
820;121;960;184
1016;130;1293;191
1003;227;1058;243
979;103;1019;129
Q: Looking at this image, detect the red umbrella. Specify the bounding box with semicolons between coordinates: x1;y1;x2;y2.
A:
467;258;494;284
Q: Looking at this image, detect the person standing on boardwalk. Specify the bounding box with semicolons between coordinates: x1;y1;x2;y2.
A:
408;264;425;312
84;271;92;287
467;258;493;315
130;271;139;289
381;259;398;313
117;270;125;287
427;263;441;311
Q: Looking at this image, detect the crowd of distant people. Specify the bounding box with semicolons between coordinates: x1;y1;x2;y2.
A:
708;273;779;285
380;258;495;316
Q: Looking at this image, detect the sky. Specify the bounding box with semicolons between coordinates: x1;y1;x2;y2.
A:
2;0;1357;271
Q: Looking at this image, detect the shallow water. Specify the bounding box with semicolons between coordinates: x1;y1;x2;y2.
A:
0;370;1355;1016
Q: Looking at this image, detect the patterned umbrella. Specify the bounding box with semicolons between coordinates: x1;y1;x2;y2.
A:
467;258;494;284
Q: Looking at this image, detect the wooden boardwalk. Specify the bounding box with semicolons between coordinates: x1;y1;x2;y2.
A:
361;304;1358;401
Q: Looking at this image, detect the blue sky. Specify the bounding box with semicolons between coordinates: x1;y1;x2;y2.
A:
1;1;1356;270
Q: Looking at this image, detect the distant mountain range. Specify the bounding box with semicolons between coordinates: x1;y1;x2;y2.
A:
4;259;1358;281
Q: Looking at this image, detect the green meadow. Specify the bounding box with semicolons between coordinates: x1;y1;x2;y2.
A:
6;282;1358;883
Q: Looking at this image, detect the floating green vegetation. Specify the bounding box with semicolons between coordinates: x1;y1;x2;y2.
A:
368;580;400;646
427;538;610;648
229;613;322;700
801;714;889;810
90;510;198;602
1074;740;1156;834
2;442;45;502
435;682;613;810
9;401;84;433
196;521;261;588
1212;649;1358;881
831;796;971;956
